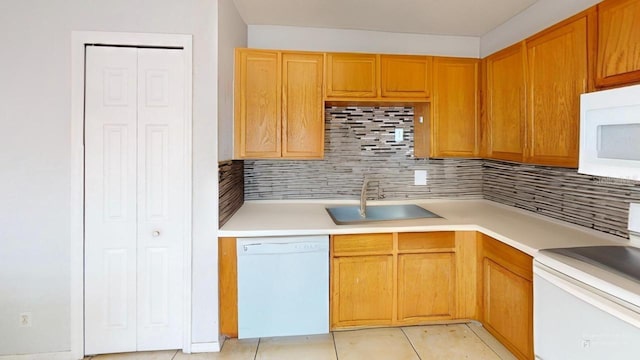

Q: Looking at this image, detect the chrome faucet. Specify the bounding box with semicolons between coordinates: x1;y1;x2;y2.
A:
359;178;370;218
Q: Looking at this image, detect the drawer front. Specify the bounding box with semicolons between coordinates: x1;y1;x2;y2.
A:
398;232;455;252
332;233;393;255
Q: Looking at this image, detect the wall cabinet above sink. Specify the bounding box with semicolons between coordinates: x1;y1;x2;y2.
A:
325;53;433;102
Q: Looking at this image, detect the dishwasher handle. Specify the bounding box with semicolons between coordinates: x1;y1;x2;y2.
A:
237;237;329;255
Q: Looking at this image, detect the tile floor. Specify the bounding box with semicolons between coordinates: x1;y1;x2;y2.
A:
85;323;516;360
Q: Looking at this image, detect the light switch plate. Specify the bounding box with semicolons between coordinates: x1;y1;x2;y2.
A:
414;170;427;186
629;203;640;233
394;128;404;142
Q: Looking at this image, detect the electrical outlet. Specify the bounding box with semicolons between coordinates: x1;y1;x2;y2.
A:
414;170;428;185
394;128;404;142
19;312;32;328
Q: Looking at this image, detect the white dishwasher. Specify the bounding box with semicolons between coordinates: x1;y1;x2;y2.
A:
236;235;329;339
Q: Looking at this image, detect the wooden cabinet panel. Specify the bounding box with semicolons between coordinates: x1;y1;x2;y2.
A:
482;235;533;360
333;233;393;255
526;15;589;167
483;259;533;360
485;43;526;162
597;0;640;87
234;50;281;158
331;255;394;327
326;53;378;98
282;53;324;158
234;49;324;159
432;57;479;157
397;231;455;252
219;237;238;337
380;55;432;98
397;253;455;321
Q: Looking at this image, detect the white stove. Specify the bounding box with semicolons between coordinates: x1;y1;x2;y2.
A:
533;205;640;359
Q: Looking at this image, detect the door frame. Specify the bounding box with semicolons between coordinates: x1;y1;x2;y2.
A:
71;31;193;358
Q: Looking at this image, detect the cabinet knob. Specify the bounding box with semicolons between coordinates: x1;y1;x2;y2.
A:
152;231;161;237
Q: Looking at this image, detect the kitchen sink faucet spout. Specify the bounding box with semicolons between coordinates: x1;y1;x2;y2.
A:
359;178;370;218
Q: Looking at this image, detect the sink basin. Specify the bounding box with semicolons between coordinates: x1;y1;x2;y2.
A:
325;204;442;225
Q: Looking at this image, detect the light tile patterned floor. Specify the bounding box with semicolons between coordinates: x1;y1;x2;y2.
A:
85;323;517;360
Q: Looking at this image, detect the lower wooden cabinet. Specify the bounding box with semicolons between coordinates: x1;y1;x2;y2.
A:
330;231;471;329
332;255;394;327
397;252;455;321
481;235;533;360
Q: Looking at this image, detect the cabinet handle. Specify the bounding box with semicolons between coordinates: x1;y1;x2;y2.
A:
152;231;161;237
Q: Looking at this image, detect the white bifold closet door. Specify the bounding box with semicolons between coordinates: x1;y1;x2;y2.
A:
84;46;185;355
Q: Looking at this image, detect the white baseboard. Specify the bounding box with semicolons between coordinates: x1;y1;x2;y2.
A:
190;341;221;353
0;351;78;360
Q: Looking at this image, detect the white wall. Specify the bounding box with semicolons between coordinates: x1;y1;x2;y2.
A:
249;25;480;58
218;0;248;161
0;0;219;356
480;0;603;57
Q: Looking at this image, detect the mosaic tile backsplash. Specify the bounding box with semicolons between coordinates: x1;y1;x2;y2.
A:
217;105;640;239
483;160;640;238
244;107;484;201
218;160;244;227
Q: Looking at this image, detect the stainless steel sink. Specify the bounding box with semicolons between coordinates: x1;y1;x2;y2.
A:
325;204;442;225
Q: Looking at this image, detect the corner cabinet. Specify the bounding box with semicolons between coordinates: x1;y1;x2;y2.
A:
234;49;324;159
481;234;533;360
431;57;480;157
525;11;594;167
485;43;526;162
596;0;640;88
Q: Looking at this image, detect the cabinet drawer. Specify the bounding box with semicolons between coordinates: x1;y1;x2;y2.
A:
398;232;455;252
332;233;393;255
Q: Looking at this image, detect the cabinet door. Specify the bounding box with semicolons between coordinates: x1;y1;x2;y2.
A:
483;259;533;360
432;57;479;157
597;0;640;87
331;255;393;328
282;53;324;159
234;49;281;158
526;16;588;167
380;55;432;98
397;253;455;322
325;53;378;98
486;43;526;162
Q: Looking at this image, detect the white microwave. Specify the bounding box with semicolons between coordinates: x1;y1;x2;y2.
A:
579;84;640;181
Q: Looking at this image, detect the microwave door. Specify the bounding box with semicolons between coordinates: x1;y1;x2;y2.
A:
597;124;640;161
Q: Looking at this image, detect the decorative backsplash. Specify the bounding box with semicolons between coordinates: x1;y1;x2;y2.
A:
217;105;640;239
244;107;484;201
218;160;244;227
483;160;640;237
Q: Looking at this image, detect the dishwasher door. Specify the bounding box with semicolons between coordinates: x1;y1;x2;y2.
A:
237;235;329;339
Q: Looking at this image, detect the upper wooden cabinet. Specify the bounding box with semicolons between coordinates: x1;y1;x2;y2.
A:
485;43;526;162
234;49;324;159
325;53;378;98
380;55;432;99
596;0;640;87
281;53;325;158
431;57;480;157
525;11;593;167
325;53;432;101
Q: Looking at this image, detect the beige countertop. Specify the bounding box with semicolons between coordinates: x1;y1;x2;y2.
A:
218;199;628;256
